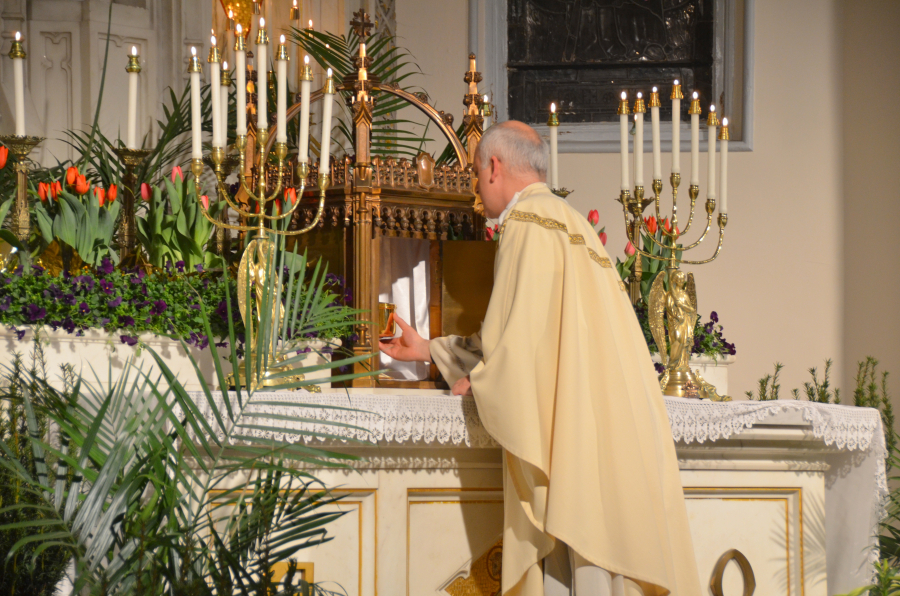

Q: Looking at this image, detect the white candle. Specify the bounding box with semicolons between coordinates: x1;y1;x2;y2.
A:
720;117;729;213
707;105;717;200
651;87;661;181
220;61;230;145
12;32;25;137
483;95;491;129
690;92;700;186
276;35;288;143
320;68;335;175
126;46;139;149
209;36;222;148
548;103;559;189
298;56;312;163
189;47;202;159
235;25;247;135
256;18;268;131
634;93;644;187
619;92;629;191
671;80;681;174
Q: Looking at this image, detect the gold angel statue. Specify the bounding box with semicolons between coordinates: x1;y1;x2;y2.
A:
649;269;728;401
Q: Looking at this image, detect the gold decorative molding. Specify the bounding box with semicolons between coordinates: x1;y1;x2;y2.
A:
444;538;503;596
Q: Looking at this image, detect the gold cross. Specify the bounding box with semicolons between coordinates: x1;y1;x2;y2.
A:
350;9;374;39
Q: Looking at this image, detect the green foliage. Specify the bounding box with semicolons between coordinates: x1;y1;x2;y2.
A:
33;189;121;268
836;560;900;596
0;230;380;594
802;359;841;404
744;362;785;401
633;305;736;360
136;172;226;269
0;340;71;596
614;216;683;307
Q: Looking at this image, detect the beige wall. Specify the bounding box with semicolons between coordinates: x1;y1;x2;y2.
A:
841;0;900;406
397;0;851;398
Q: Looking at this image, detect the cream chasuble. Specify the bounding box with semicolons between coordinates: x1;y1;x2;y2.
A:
430;184;702;596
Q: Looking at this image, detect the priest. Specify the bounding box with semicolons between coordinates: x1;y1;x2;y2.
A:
380;121;702;596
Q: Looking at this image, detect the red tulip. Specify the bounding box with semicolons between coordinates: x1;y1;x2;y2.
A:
0;146;8;170
38;182;49;202
598;226;607;246
50;181;62;200
107;184;118;202
274;198;283;216
485;224;499;241
625;241;636;256
587;209;600;226
644;216;657;234
140;182;151;201
74;174;90;195
94;187;106;207
285;187;297;205
66;166;78;186
199;195;209;209
171;166;183;182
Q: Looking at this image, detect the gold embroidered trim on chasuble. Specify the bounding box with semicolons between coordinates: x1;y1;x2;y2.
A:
500;210;625;293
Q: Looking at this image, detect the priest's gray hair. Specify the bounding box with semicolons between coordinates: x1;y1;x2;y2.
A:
475;121;548;180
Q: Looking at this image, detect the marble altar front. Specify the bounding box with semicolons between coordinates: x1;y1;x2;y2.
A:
189;390;886;596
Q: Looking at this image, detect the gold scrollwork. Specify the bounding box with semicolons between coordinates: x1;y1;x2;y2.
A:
709;549;756;596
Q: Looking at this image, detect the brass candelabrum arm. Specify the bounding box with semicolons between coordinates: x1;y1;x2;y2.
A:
267;173;328;237
677;214;727;265
678;184;700;237
621;208;678;264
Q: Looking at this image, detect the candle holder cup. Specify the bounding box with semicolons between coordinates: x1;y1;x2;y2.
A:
0;135;44;245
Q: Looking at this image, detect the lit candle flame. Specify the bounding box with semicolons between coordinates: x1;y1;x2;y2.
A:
229;9;233;18
693;91;698;99
621;92;627;100
260;17;265;28
551;102;556;113
131;46;137;56
484;94;489;102
293;0;297;5
674;79;679;85
304;55;309;64
236;24;242;34
223;60;228;69
722;117;728;126
325;43;330;49
309;19;313;28
211;35;217;46
327;68;333;77
652;86;658;93
710;104;716;112
15;32;20;41
637;92;642;98
280;34;285;44
191;47;196;56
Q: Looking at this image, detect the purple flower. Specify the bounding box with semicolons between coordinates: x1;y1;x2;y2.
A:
108;296;123;308
98;258;115;275
22;303;46;322
149;300;167;315
78;302;90;315
48;320;61;331
45;284;63;300
188;332;209;350
62;318;76;333
119;315;135;327
175;261;185;273
120;335;138;346
189;304;201;310
31;265;44;275
144;317;151;325
710;311;719;323
215;300;229;321
654;362;666;374
99;317;110;326
195;263;204;273
74;275;94;292
62;293;76;306
100;279;115;294
13;328;25;340
13;266;23;277
0;297;10;312
215;341;228;348
348;333;359;342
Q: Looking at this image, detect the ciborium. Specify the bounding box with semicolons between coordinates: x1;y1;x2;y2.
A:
616;86;729;401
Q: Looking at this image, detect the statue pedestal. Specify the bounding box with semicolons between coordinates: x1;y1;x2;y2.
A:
189;390;884;596
652;353;736;397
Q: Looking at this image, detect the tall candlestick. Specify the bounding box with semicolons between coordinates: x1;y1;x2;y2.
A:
689;92;701;186
188;47;202;160
11;32;26;137
209;36;222;148
298;56;312;163
235;25;247;135
126;46;141;149
547;103;559;189
650;87;661;182
220;62;231;145
256;18;268;131
706;105;719;200
617;92;630;192
718;117;729;213
633;93;645;188
320;68;335;175
276;35;288;143
671;80;683;174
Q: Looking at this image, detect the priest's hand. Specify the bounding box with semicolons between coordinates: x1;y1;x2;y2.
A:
451;376;473;397
379;315;432;362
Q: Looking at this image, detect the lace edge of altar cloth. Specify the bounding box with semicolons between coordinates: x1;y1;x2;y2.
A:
185;391;888;575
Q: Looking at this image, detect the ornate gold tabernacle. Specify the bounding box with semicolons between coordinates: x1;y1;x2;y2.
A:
265;11;489;388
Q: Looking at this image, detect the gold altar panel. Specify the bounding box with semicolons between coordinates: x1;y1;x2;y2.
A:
407;490;503;596
684;487;804;596
441;241;497;337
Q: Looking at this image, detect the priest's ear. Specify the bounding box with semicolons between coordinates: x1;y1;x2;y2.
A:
488;155;502;184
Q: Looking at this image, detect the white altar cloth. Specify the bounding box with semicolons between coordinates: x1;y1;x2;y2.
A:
187;391;886;594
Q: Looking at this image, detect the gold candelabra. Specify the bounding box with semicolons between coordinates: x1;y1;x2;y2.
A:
0;135;44;246
617;88;729;401
112;147;152;263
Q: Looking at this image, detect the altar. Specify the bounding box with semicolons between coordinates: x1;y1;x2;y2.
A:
190;390;886;596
